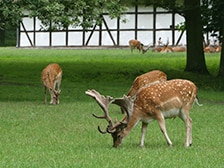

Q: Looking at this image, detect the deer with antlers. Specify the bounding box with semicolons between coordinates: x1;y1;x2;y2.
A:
86;79;202;148
160;40;173;53
41;63;62;105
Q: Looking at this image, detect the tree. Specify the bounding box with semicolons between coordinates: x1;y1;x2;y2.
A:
130;0;209;74
0;0;23;45
0;0;23;29
219;25;224;77
217;7;224;77
201;0;224;77
184;0;208;73
19;0;127;30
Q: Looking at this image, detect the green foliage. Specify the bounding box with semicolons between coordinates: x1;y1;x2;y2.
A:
21;0;127;30
0;0;127;31
0;0;23;30
0;48;224;167
201;0;224;36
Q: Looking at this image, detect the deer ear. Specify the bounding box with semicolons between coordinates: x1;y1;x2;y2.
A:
116;122;127;132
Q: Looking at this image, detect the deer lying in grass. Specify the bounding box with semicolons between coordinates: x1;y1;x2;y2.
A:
127;70;167;97
86;79;202;148
160;45;173;53
151;38;173;53
215;45;222;52
129;39;146;54
171;46;186;52
204;45;216;53
151;47;162;52
41;63;62;105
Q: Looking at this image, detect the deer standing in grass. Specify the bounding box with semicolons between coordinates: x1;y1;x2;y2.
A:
41;63;62;105
129;39;146;54
86;79;202;148
120;70;167;115
127;70;167;97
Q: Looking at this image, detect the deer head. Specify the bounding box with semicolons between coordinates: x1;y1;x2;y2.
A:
49;88;61;104
85;89;133;147
87;79;201;148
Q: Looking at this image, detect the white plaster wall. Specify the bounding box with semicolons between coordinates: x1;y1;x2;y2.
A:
19;6;186;47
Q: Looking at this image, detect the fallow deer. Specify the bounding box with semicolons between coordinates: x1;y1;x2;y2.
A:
151;37;163;53
129;39;145;54
41;63;62;105
171;46;186;52
204;45;216;53
215;45;222;52
127;70;167;97
151;47;162;52
86;79;202;148
160;45;173;53
159;38;173;53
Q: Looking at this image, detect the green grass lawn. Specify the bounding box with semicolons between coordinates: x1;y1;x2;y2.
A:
0;47;224;167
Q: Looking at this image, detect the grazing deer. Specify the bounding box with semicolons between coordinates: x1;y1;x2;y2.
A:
129;39;145;54
41;63;62;105
127;70;167;97
86;79;202;148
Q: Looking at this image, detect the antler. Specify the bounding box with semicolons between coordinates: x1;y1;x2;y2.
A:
112;95;134;124
85;89;115;134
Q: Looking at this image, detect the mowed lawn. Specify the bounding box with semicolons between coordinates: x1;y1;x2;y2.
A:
0;47;224;167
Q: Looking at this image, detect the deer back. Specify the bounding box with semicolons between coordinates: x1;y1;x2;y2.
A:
41;63;62;89
204;46;216;53
133;79;197;118
127;70;167;97
215;45;222;52
129;39;143;49
160;46;173;53
172;46;186;52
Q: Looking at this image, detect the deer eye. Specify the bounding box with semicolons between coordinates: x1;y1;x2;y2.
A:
117;133;122;138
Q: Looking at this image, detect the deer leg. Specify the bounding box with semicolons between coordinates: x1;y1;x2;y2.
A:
130;46;133;53
57;80;61;91
44;86;47;104
54;77;61;91
185;117;192;147
179;109;192;147
157;114;172;147
49;88;54;104
140;122;148;147
181;117;192;147
53;81;57;91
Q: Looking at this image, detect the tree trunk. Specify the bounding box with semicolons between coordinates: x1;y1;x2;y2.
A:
218;21;224;77
0;30;5;46
184;0;209;74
